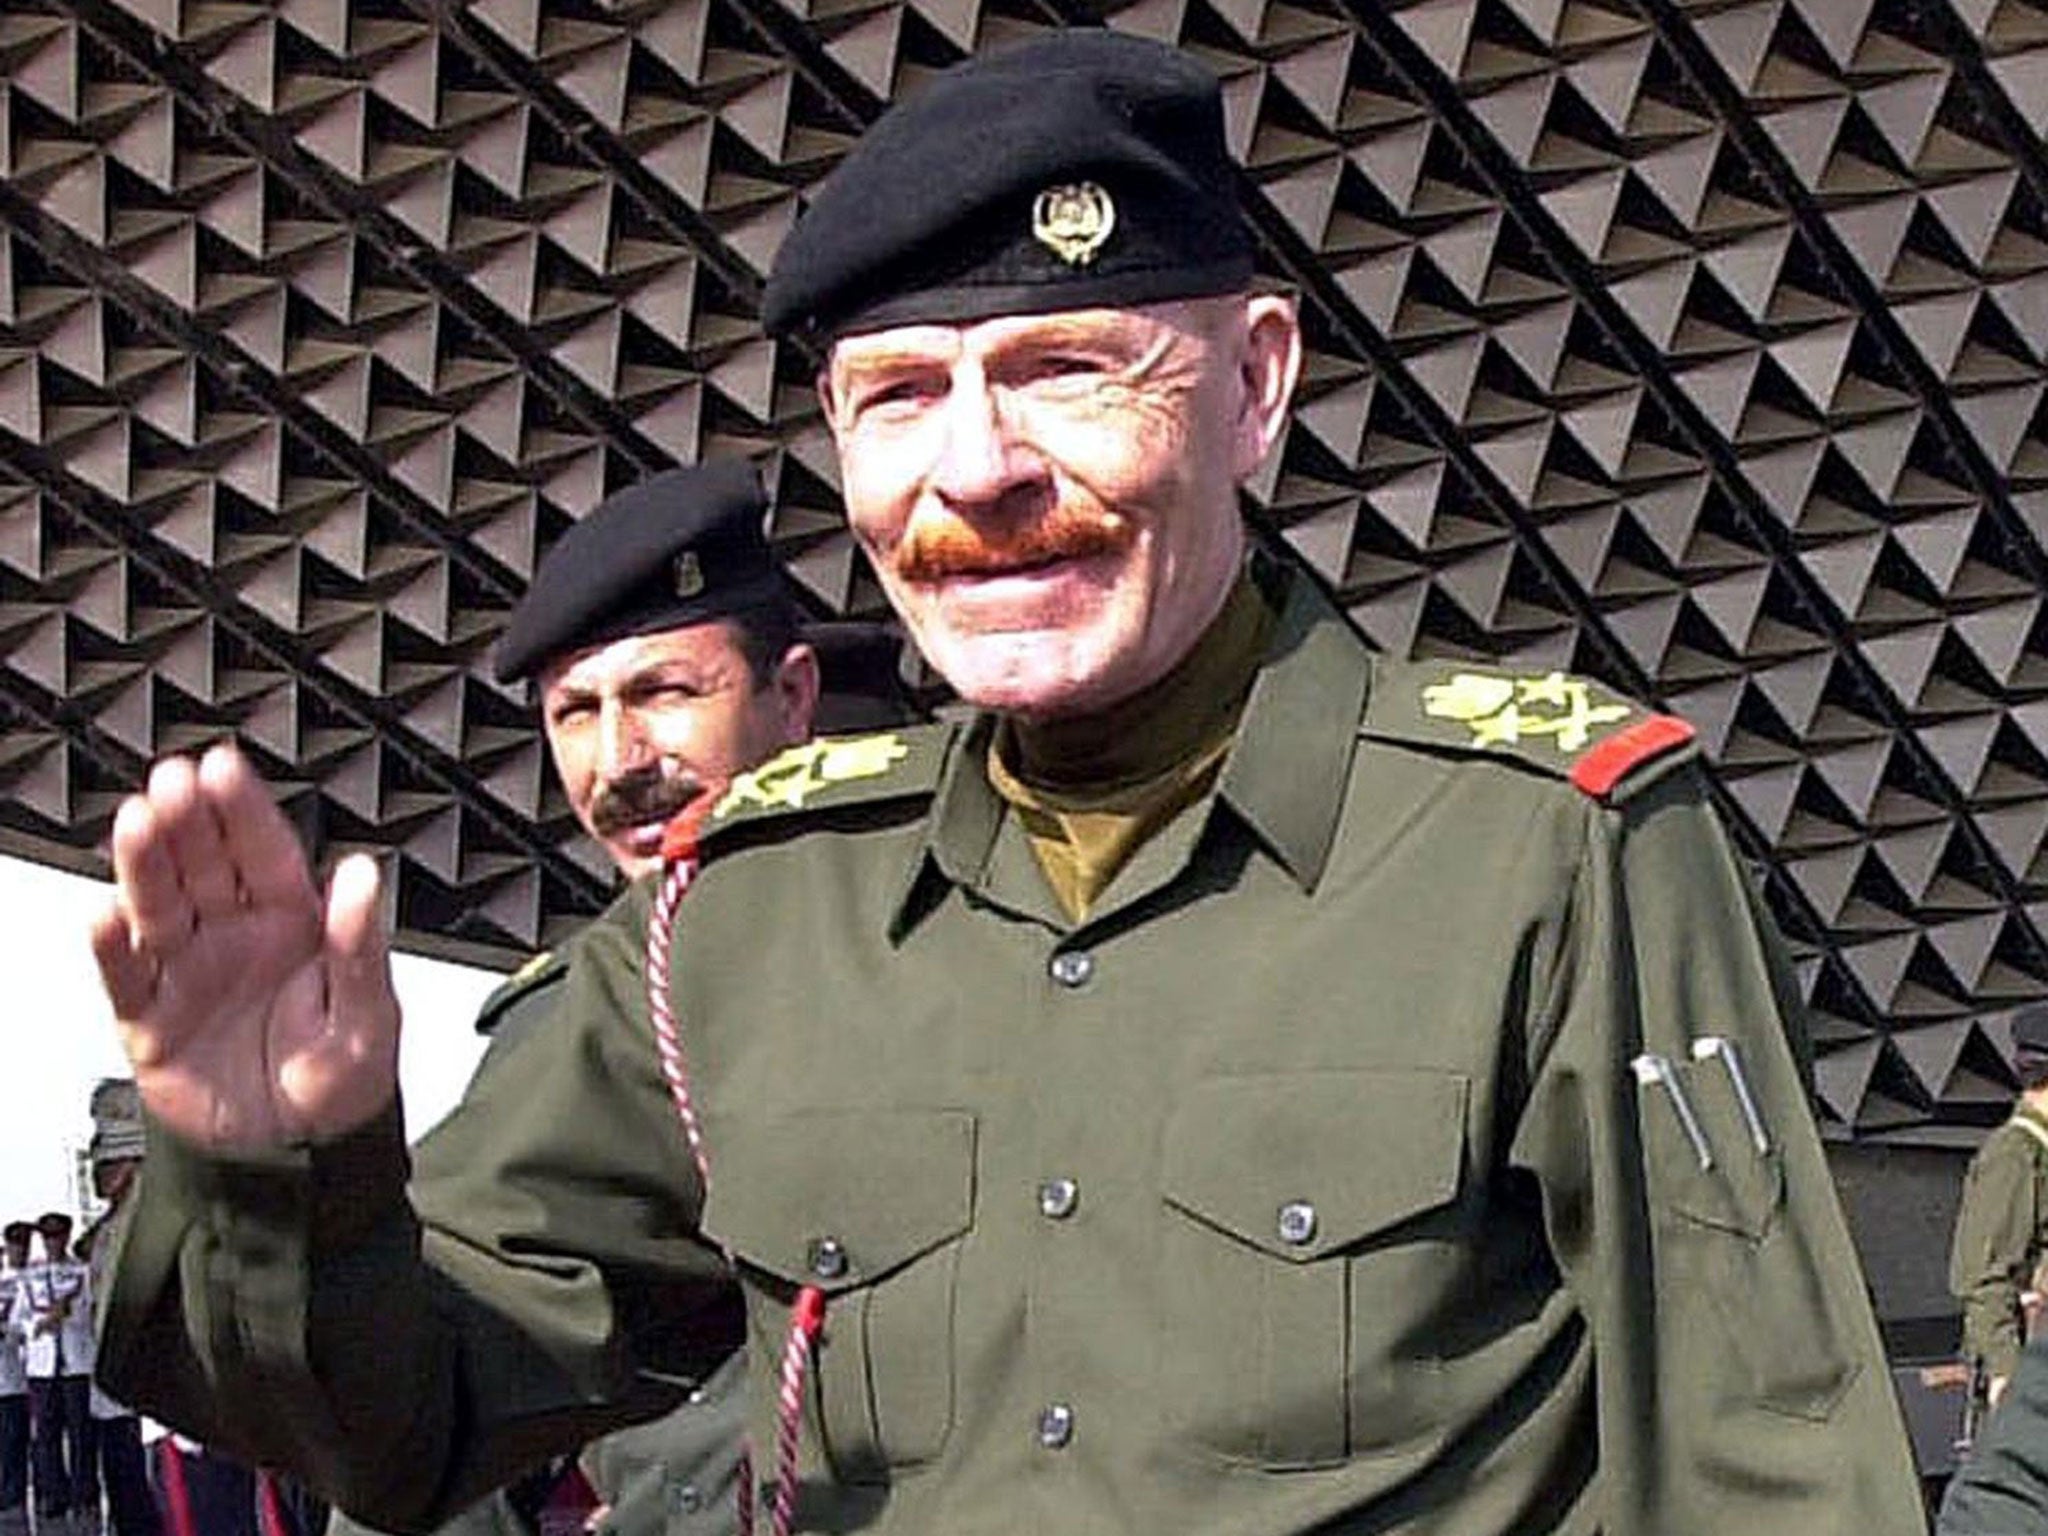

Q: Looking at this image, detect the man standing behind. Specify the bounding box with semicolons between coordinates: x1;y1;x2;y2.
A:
18;1214;93;1534
345;458;822;1536
1953;1004;2048;1419
491;458;821;889
0;1222;30;1536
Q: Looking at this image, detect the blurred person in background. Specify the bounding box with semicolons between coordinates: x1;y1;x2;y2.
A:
79;1085;159;1536
18;1213;91;1534
1953;1004;2048;1423
0;1221;30;1536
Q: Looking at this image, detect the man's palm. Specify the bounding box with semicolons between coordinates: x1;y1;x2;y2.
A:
93;744;401;1149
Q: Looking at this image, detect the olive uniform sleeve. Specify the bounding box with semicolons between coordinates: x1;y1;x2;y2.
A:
1951;1127;2041;1385
95;897;739;1534
1509;767;1924;1535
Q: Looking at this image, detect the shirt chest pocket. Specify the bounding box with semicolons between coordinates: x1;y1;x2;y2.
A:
1159;1070;1470;1469
700;1109;975;1485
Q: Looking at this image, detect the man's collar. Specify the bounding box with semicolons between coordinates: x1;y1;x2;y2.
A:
927;712;1007;888
889;559;1371;939
1212;563;1370;893
886;714;1005;940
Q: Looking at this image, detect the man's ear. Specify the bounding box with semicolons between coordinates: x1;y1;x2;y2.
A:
775;642;823;743
1233;293;1302;481
816;366;845;446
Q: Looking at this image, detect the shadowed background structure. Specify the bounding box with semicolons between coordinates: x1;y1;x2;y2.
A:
2;0;2044;1399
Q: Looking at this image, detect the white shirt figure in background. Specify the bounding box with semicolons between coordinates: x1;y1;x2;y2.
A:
0;1222;32;1536
13;1213;94;1532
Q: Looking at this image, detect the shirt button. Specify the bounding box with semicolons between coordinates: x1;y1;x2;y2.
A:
1037;1402;1075;1449
1048;950;1094;988
807;1236;849;1279
1276;1200;1317;1246
1037;1178;1079;1220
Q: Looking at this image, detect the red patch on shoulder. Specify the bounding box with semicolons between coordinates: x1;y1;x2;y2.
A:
658;784;727;864
1569;714;1696;801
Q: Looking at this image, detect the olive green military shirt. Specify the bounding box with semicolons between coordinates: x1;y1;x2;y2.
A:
1951;1104;2048;1383
100;567;1922;1535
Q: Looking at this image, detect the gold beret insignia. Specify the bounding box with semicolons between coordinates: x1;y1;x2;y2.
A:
1033;182;1116;266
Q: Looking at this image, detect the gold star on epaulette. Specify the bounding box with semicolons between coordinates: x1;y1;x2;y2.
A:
713;733;912;820
1422;669;1633;754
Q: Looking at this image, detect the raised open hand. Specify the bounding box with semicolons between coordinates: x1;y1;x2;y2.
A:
90;742;401;1149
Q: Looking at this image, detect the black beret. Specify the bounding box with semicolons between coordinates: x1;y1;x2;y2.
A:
2;1221;31;1244
34;1211;71;1235
494;460;789;685
762;30;1255;342
2013;1002;2048;1058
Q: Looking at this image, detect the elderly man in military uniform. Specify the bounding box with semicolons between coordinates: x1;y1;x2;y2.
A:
91;29;1919;1536
343;459;825;1536
1952;1003;2048;1423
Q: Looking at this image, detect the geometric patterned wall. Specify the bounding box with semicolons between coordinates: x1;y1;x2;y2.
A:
8;0;2048;1156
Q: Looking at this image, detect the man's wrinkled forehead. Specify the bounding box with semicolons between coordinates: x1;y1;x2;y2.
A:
826;299;1223;378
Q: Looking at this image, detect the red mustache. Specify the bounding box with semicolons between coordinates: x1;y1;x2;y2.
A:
895;507;1132;582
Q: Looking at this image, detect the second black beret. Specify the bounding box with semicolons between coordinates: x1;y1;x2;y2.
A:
493;460;788;685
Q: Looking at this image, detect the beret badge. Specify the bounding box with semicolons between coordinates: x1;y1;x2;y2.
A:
673;549;706;599
1032;182;1116;266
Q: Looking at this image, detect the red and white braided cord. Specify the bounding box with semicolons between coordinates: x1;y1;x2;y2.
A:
773;1289;828;1535
647;852;710;1181
647;798;825;1536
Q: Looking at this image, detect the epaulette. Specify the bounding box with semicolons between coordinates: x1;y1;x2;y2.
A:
474;883;658;1036
699;722;957;844
474;946;566;1038
1360;657;1698;804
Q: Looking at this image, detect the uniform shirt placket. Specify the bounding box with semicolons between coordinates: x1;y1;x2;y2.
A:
966;775;1243;1531
944;815;1083;1531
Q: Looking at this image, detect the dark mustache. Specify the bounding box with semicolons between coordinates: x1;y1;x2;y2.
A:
588;765;705;836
